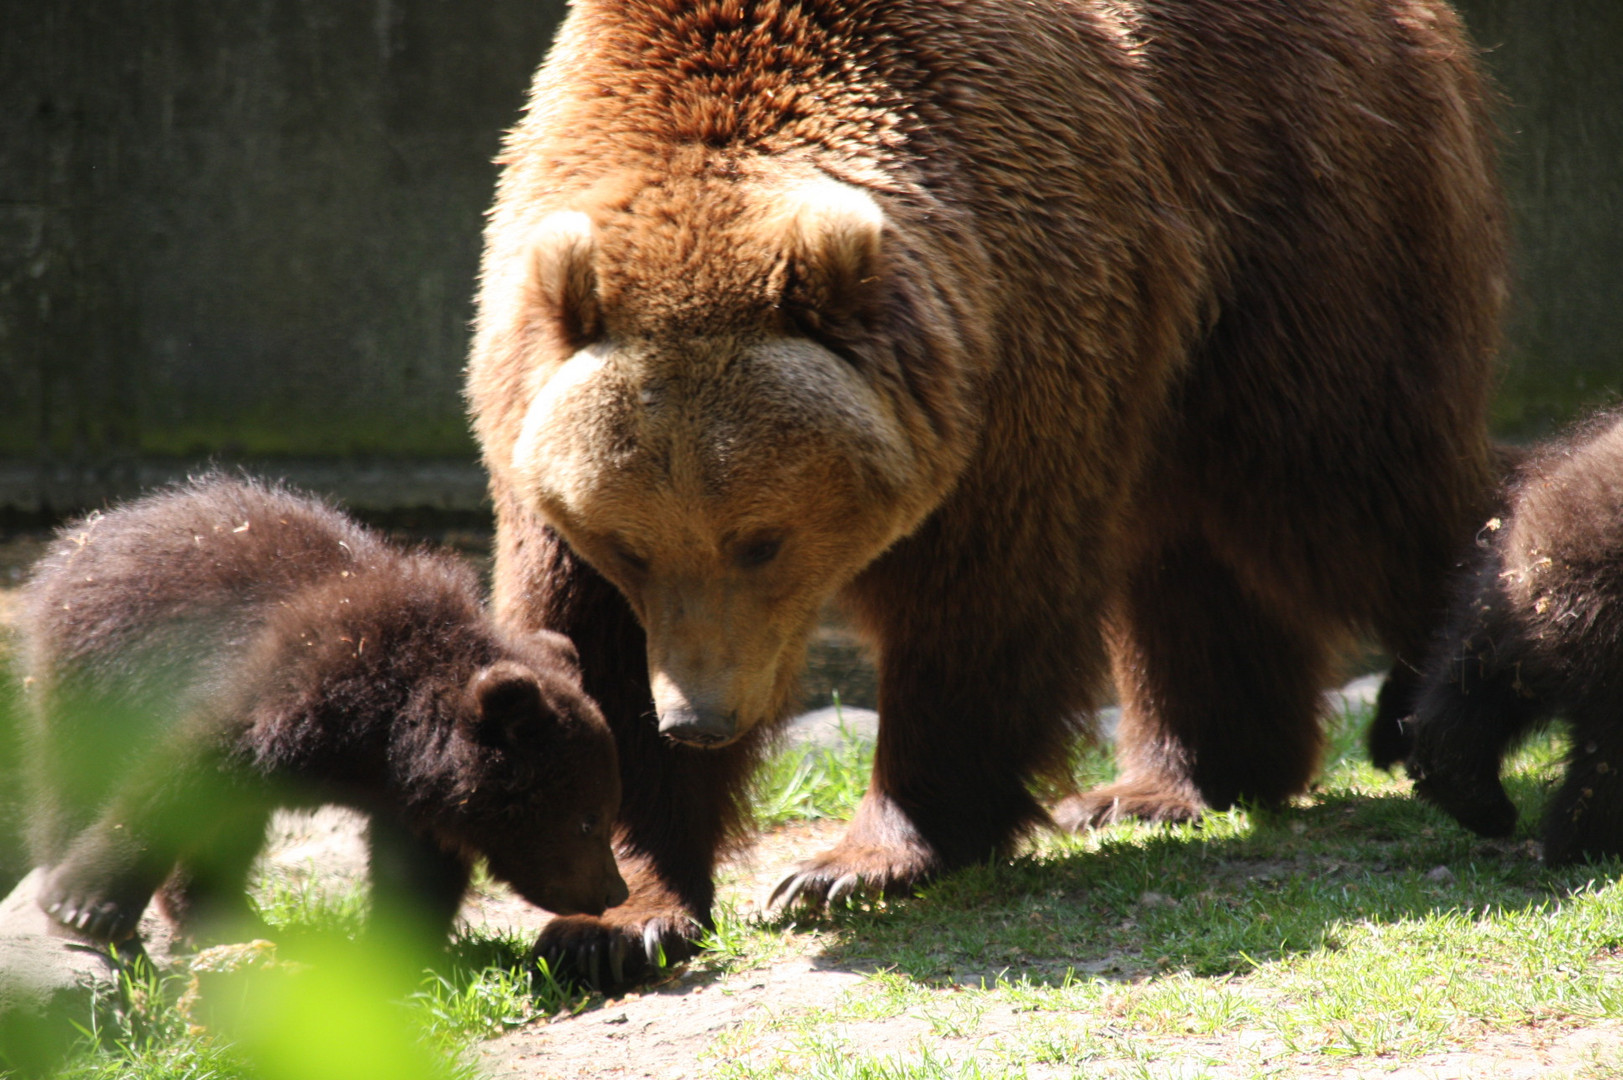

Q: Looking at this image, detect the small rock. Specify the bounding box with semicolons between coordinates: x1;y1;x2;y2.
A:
1425;865;1455;884
783;705;878;751
0;931;127;1077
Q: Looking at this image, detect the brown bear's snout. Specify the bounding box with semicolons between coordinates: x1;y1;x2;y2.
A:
657;702;739;747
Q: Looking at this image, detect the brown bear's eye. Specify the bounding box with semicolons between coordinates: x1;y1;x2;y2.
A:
610;544;648;574
734;537;782;570
580;814;599;837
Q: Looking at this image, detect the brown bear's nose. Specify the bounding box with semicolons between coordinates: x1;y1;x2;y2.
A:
657;703;738;746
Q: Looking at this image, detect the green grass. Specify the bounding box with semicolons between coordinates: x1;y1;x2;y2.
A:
696;707;1623;1078
17;695;1623;1079
752;693;874;828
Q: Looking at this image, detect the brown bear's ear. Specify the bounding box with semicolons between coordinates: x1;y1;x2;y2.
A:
775;178;885;341
466;660;547;744
525;210;600;351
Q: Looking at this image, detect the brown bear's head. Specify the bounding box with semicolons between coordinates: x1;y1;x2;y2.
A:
480;168;982;746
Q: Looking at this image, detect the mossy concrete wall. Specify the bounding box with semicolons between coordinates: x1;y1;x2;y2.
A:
0;0;563;513
0;1;1618;514
1455;1;1623;435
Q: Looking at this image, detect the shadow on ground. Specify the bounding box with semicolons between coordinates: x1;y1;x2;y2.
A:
766;778;1611;991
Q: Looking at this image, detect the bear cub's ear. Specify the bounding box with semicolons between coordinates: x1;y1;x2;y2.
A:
465;660;547;743
774;177;886;341
525;210;600;351
532;628;582;671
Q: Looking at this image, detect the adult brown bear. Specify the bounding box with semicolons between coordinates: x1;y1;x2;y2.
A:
468;0;1507;985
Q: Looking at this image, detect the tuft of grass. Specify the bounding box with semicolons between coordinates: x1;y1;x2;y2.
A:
754;694;874;828
412;927;595;1049
253;868;370;938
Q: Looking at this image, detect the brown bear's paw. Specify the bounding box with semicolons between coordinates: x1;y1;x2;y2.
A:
768;791;945;912
37;862;153;943
155;877;274;950
766;826;943;913
1052;777;1207;830
1408;750;1519;844
530;906;701;993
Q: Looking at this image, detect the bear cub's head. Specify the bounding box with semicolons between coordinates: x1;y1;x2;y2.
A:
431;629;628;918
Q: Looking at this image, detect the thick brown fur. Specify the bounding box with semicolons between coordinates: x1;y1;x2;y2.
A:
468;0;1507;986
17;477;626;952
1408;414;1623;865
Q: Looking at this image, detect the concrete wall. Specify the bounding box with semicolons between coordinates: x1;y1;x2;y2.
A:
1455;1;1623;434
0;0;563;514
0;1;1619;514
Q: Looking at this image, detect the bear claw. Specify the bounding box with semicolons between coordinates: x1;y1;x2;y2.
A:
766;866;894;914
1052;779;1207;830
38;869;147;943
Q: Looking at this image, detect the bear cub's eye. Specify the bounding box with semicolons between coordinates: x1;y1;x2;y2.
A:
580;813;599;837
734;537;782;570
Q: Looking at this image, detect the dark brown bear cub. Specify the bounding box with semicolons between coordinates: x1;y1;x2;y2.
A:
18;476;627;949
1407;414;1623;865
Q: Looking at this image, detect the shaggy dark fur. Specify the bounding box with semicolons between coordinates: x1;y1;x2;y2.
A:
17;477;626;948
1408;415;1623;865
469;0;1507;987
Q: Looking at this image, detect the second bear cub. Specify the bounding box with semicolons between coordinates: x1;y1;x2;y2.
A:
1407;413;1623;864
19;476;627;947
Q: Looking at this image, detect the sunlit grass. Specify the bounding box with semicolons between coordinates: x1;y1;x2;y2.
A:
754;694;874;828
690;698;1623;1078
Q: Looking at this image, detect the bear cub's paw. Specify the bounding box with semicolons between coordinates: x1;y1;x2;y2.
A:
767;839;938;914
1407;764;1518;839
38;861;151;942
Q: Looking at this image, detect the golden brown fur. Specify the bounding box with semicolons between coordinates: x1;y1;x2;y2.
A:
468;0;1507;986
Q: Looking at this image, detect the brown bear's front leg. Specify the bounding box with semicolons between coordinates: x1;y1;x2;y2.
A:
498;516;766;990
1404;579;1545;842
1056;535;1330;828
773;540;1104;909
365;813;473;959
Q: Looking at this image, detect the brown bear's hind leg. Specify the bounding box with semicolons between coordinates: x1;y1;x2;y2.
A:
1367;660;1424;771
1057;536;1329;828
37;727;248;943
155;802;274;946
